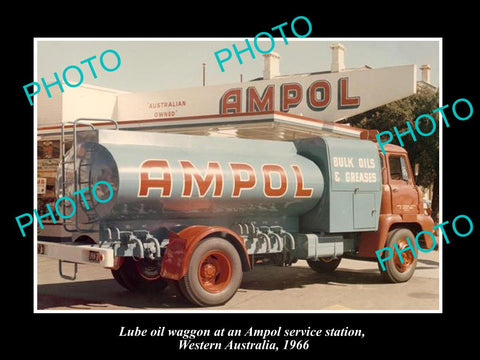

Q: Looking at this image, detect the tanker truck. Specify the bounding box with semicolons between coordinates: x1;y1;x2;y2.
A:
37;119;434;307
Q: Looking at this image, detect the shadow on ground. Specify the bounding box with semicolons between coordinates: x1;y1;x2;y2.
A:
240;263;384;291
37;261;437;310
38;280;192;310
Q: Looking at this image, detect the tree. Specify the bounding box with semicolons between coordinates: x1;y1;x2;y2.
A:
346;87;439;222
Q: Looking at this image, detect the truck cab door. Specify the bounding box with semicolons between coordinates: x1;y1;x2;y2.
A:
387;154;419;215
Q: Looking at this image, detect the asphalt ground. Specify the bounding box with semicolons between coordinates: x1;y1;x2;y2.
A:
36;249;440;311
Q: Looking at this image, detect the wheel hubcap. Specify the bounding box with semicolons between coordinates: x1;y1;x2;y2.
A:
136;259;162;280
394;238;414;273
198;250;232;293
200;263;217;279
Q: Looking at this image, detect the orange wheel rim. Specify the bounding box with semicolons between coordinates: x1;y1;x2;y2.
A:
394;238;414;273
198;250;232;293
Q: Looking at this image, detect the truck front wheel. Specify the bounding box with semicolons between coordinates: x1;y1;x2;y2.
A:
378;228;418;283
111;258;168;293
178;237;243;307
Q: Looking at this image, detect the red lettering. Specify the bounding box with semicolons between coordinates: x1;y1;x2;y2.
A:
307;80;330;111
220;88;242;114
280;83;302;112
180;160;223;197
338;77;360;109
230;163;256;197
262;164;287;197
218;78;363;115
246;85;274;112
138;160;172;197
292;165;313;198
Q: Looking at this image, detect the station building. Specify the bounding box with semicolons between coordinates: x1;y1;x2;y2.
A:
36;43;436;235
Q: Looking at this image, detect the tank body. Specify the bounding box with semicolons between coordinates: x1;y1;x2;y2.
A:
62;130;325;227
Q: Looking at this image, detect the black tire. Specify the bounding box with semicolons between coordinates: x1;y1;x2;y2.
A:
307;257;342;273
114;258;168;293
378;228;417;283
176;278;196;304
179;237;243;307
111;268;129;290
167;280;193;304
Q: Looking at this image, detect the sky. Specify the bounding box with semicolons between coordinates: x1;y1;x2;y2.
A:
36;38;440;94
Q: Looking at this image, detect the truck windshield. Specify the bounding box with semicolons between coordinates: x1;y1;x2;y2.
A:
389;155;410;182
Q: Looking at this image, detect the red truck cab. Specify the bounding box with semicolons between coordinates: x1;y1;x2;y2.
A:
357;143;435;282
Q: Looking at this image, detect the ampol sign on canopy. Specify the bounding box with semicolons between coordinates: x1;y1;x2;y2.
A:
116;64;416;122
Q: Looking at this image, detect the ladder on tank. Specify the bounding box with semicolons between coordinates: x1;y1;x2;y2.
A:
59;118;118;233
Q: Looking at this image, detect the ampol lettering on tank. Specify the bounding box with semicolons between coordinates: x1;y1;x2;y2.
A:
84;130;323;222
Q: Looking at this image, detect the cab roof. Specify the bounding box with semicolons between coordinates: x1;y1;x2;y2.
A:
375;142;407;154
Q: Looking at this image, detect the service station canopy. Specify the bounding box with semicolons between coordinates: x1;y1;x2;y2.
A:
37;111;373;142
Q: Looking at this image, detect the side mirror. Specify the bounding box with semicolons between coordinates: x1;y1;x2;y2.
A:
414;163;420;184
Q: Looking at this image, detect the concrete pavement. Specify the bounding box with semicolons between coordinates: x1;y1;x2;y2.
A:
36;249;440;311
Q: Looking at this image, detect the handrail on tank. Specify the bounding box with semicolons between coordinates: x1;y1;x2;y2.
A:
60;118;119;233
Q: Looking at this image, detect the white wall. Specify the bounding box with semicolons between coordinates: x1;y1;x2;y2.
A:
37;85;63;127
37;83;130;127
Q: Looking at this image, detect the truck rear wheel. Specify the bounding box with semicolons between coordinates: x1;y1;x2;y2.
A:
112;258;168;293
111;268;129;290
179;237;243;307
378;228;417;283
307;257;342;273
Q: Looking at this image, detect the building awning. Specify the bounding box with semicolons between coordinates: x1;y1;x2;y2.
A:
37;111;377;142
